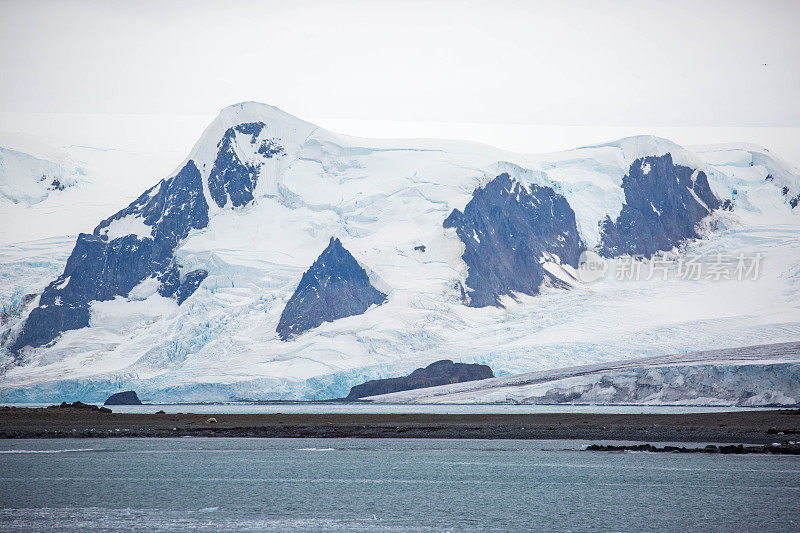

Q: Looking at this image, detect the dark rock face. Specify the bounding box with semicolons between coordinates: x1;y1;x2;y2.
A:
233;122;264;139
444;173;584;308
104;390;142;405
208;127;259;208
598;154;721;258
347;359;494;399
95;159;209;249
48;401;111;413
175;269;209;305
208;122;284;208
277;238;387;341
12;303;91;352
158;267;208;304
10;160;210;353
157;265;181;298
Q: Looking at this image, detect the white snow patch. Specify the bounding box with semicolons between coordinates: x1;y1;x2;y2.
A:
541;261;577;287
128;276;162;301
649;202;661;215
101;214;153;241
0;146;80;206
89;294;177;330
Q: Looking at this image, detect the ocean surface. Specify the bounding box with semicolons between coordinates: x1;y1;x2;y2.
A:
0;438;798;532
3;402;782;415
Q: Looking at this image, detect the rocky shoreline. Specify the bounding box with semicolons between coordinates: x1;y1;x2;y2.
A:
1;406;799;446
586;442;800;455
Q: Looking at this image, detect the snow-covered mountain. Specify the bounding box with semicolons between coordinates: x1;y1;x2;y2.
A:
0;145;81;206
691;143;800;209
1;102;799;403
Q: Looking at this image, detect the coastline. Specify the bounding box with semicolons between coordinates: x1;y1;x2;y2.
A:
2;405;799;444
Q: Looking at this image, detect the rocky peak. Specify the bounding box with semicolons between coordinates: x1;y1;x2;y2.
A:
598;153;721;258
276;238;386;340
444;173;584;307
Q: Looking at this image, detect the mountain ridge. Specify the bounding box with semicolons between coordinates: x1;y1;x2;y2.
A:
1;102;799;402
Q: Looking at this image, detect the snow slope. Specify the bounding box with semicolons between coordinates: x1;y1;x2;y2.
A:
691;143;800;210
1;102;799;402
0;129;192;245
0;145;81;206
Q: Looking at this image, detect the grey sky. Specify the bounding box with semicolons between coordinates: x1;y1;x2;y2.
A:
1;0;798;126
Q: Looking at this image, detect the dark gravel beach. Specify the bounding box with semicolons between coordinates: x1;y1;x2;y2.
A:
2;405;799;444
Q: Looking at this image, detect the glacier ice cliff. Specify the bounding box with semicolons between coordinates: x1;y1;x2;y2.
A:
518;362;800;406
364;342;800;406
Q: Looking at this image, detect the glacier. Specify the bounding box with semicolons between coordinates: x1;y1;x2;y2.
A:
362;341;800;406
1;102;799;403
0;145;81;206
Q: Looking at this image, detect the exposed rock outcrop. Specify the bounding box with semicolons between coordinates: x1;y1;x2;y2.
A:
277;238;386;340
104;391;142;405
10;160;210;353
347;359;494;399
47;401;111;413
444;173;584;307
159;267;209;304
208;122;283;208
598;154;721;258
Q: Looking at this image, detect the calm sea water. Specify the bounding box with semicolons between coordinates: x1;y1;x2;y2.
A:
0;438;798;532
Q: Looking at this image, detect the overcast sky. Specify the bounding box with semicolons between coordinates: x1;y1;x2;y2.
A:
1;0;798;127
